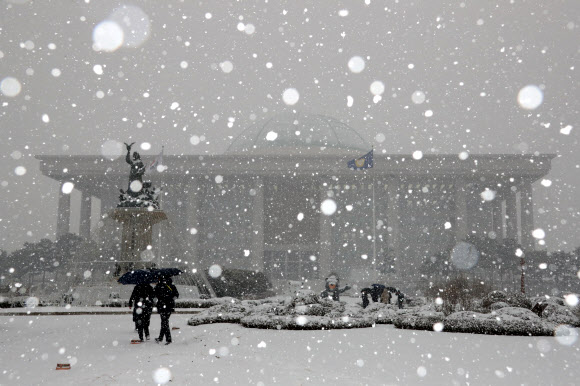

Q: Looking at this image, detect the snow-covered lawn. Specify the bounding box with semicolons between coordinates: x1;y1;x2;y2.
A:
1;314;579;385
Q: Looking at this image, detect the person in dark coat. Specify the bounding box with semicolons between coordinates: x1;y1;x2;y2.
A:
389;287;405;309
153;276;179;345
361;285;404;309
320;274;350;301
360;284;389;308
361;287;371;308
129;283;154;341
370;284;386;302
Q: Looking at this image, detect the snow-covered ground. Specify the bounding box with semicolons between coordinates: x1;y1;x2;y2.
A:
0;307;202;316
1;313;578;385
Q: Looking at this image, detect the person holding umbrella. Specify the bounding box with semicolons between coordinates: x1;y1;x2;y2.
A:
128;282;154;341
154;276;179;345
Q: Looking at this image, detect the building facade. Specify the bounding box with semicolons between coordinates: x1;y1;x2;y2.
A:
36;115;554;287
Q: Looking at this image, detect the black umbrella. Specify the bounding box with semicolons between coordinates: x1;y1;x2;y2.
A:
117;269;158;285
151;268;183;279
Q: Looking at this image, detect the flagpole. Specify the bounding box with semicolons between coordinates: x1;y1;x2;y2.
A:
372;146;376;268
158;146;164;268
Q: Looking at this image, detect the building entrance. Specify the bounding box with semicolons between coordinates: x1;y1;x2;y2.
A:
263;178;320;280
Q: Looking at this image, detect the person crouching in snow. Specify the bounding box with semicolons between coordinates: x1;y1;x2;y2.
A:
360;287;371;308
387;287;405;309
320;273;350;301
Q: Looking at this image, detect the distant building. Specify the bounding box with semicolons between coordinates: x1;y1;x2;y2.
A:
37;113;554;287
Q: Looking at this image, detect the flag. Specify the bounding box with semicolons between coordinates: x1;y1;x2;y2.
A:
347;149;373;170
147;147;164;172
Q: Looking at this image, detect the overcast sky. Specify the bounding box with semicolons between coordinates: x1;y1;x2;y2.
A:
0;0;579;252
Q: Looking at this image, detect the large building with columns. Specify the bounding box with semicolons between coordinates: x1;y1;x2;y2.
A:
36;114;554;287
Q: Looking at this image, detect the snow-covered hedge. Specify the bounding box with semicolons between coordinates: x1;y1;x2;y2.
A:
0;297;59;308
188;314;246;326
530;296;565;307
490;302;510;310
239;291;374;330
187;291;379;330
393;307;445;331
176;297;239;308
481;291;532;309
443;308;556;336
240;314;374;330
394;306;560;336
541;304;580;326
187;302;252;326
0;298;25;308
99;299;129;307
406;297;427;308
359;303;398;324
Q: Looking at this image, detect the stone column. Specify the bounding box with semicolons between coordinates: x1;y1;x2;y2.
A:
386;178;401;274
158;178;182;263
520;182;535;251
184;177;200;264
98;186;122;254
79;191;92;241
505;188;518;242
454;179;468;242
99;182;120;218
251;177;265;271
56;186;71;240
491;193;503;241
319;180;332;277
174;182;189;236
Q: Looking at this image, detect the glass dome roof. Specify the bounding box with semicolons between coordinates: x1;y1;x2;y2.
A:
226;113;371;155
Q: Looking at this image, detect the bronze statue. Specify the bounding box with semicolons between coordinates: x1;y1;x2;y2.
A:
125;142;146;191
117;142;161;209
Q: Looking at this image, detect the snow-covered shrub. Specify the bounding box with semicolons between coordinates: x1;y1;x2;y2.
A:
187;302;252;326
504;292;532;309
481;291;508;308
240;314;374;330
490;302;510;310
100;298;129;307
573;304;580;320
430;276;492;315
541;304;580;326
393;307;445;331
0;297;25;308
295;303;325;316
493;307;541;321
204;269;275;299
187;293;375;330
443;308;556;336
241;298;283;307
530;296;564;307
360;303;398;324
188;313;245;326
287;290;319;307
482;291;532;309
405;296;427;307
177;297;240;308
468;299;488;313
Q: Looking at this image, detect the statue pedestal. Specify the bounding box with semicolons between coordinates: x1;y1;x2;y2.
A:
110;208;167;275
